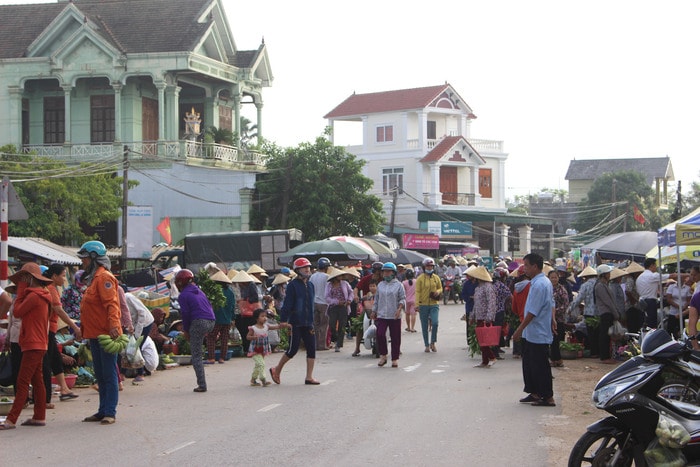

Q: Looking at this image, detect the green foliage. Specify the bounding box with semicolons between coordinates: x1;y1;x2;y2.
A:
174;333;191;355
0;144;131;245
684;176;700;213
252;135;385;240
573;171;656;233
467;321;480;357
204;126;234;145
559;341;583;351
195;269;227;310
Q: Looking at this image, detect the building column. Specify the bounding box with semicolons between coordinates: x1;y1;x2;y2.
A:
156;81;166;141
7;86;23;147
470;166;481;207
255;102;263;144
417;110;426;150
429;164;440;205
166;85;181;140
498;224;510;255
361;115;368;151
518;225;533;255
239;187;255;230
233;93;241;147
112;82;122;142
62;85;73;144
460;114;468;138
401;112;408;149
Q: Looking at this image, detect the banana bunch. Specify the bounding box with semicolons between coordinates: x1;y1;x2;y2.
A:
98;334;130;354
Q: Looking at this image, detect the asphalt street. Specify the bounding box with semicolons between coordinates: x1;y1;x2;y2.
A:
0;303;557;466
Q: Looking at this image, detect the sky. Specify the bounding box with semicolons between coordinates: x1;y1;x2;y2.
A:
4;0;698;201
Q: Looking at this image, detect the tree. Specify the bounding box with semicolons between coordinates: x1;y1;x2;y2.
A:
684;175;700;213
572;170;658;234
0;144;133;246
252;133;385;240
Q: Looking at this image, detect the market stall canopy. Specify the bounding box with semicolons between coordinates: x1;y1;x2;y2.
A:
327;236;396;257
580;231;658;262
278;239;379;266
657;207;700;247
8;237;81;265
378;248;432;266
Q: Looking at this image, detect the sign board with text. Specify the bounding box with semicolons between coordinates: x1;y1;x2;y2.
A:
427;221;473;237
403;233;440;250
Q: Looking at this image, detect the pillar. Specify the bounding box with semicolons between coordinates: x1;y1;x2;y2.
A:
62;85;73;144
429;164;440;205
498;224;510;256
233;94;241;147
518;225;533;255
156;81;166;141
166;85;181;140
112;82;122;142
239;187;255;231
417;110;426;149
255;102;263;144
7;86;23;147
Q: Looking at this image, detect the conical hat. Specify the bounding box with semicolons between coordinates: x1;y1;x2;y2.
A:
327;268;348;281
230;270;256;283
625;262;645;274
543;264;554;275
226;269;238;280
610;268;628;280
209;270;232;284
578;266;597;278
342;266;361;279
247;264;267;275
272;274;290;286
467;266;492;282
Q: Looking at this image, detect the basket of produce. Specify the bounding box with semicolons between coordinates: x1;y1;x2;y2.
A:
0;397;13;416
135;290;170;316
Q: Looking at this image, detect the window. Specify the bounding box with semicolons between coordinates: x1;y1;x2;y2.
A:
91;95;115;143
376;125;393;143
44;97;65;144
427;121;436;140
479;168;492;199
219;105;232;131
382;168;404;195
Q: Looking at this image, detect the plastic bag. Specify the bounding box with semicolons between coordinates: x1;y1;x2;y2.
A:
141;336;158;372
608;320;627;339
363;323;376;350
123;334;145;369
644;437;687;466
654;413;691;449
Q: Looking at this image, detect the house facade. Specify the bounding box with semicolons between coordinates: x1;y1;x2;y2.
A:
324;84;553;256
565;157;675;207
0;0;271;246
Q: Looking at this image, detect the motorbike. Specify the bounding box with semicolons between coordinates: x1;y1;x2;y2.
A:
569;329;700;466
442;274;460;305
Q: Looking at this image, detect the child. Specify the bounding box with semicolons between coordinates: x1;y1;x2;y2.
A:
246;308;290;386
402;269;417;332
352;280;378;357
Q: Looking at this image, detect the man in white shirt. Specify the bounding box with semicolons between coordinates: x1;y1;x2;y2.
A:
309;257;331;350
636;258;668;329
665;277;691;338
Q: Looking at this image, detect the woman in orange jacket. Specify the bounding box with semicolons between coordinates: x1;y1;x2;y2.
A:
0;263;53;430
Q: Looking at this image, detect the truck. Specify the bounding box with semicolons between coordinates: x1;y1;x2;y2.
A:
121;229;303;287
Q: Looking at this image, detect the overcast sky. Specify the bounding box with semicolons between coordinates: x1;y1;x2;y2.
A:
5;0;698;201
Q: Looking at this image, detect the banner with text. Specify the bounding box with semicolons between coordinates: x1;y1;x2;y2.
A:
127;205;153;259
403;233;440;250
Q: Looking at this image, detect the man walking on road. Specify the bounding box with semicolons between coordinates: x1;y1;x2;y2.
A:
513;253;556;407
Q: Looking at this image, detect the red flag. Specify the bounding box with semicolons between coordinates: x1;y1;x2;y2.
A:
633;205;646;225
157;217;172;244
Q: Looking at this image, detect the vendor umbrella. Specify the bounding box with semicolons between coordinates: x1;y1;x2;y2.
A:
278;239;379;266
378;248;431;267
327;236;397;257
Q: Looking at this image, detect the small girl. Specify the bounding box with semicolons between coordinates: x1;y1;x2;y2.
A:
402;269;417;332
352;281;378;357
247;308;290;386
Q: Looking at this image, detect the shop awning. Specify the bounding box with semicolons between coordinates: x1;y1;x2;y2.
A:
7;237;81;265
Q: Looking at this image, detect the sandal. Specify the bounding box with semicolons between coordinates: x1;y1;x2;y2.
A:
21;419;46;427
351;351;360;357
304;379;321;385
83;414;104;422
100;417;116;424
250;380;261;387
391;361;398;368
262;380;272;387
59;393;79;401
532;399;556;407
0;422;16;430
269;367;280;384
378;357;387;367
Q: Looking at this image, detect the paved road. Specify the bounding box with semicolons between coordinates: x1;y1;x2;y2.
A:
1;303;556;466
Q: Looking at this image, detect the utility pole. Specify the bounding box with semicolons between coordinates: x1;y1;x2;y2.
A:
389;186;398;237
121;145;129;268
612;178;617;222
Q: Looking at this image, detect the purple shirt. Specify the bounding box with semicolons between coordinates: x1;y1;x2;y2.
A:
178;283;215;331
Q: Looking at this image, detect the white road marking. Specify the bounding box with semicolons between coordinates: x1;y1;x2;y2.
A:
161;441;196;455
320;379;336;386
258;403;282;412
431;369;445;373
402;363;422;372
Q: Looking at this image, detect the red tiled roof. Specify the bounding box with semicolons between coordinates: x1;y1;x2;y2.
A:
325;84;458;119
420;136;484;164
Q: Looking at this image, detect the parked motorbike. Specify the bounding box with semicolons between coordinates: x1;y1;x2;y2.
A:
569;329;700;466
442;274;459;305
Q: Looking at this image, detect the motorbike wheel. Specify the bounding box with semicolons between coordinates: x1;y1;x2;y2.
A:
658;382;700;404
568;430;635;467
443;291;448;305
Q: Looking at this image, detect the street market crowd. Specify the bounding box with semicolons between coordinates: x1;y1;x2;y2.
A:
2;241;699;429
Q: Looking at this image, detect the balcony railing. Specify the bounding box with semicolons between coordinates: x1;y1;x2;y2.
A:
21;140;266;171
423;192;477;207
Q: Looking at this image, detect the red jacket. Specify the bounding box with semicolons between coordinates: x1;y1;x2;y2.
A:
512;281;531;321
13;282;52;351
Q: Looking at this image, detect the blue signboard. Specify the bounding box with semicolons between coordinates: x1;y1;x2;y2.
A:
441;221;472;236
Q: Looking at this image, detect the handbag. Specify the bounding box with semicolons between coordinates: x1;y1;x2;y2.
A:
475;324;501;347
0;351;12;387
237;299;258;318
